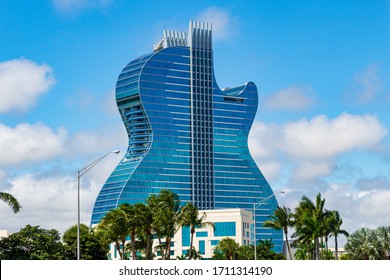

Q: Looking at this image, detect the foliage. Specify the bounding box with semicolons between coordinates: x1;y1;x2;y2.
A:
212;239;284;260
263;206;293;259
94;190;350;261
0;225;64;260
214;238;239;260
321;249;335;260
147;190;181;260
211;249;227;260
292;193;329;260
96;189;192;260
0;191;21;213
178;202;214;259
255;239;285;260
176;254;187;260
96;205;131;260
345;226;390;260
328;210;349;260
184;247;203;260
132;203;154;259
262;192;349;260
237;245;254;260
62;224;109;260
294;244;312;260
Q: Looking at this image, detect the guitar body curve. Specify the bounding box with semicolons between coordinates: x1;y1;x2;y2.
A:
91;23;282;252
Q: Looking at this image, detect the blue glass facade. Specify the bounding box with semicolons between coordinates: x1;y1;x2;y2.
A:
91;21;282;252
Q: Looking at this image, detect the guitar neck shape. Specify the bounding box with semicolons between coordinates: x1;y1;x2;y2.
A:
91;21;281;250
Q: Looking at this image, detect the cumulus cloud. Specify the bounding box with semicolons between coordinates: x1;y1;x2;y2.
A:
282;113;387;160
275;178;390;244
292;161;335;182
196;6;237;41
249;113;388;182
0;123;67;166
0;172;108;234
0;121;125;167
0;123;123;233
65;126;126;157
0;58;55;113
52;0;113;13
263;85;315;110
324;179;390;234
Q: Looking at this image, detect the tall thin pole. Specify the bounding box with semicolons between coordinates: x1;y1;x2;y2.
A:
76;150;120;260
253;191;286;260
77;170;80;260
253;203;257;260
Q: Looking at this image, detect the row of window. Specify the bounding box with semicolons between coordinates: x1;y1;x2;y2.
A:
181;221;236;247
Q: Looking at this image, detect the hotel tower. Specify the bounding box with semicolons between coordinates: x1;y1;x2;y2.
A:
91;21;283;252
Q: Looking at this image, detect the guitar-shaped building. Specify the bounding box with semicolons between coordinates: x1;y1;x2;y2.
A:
91;21;283;252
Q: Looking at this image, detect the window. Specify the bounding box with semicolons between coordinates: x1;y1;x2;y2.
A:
196;231;208;237
199;240;205;255
182;226;190;246
214;222;236;237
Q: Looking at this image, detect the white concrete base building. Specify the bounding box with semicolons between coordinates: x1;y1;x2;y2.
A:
0;230;8;240
108;208;254;260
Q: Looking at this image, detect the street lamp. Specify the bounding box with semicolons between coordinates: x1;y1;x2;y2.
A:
253;191;286;260
77;150;120;260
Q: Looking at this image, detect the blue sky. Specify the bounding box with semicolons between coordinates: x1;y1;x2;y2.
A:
1;0;390;244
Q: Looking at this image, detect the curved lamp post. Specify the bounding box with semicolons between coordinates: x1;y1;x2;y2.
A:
253;191;286;260
77;150;120;260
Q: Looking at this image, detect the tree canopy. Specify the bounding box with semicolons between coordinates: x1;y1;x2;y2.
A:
0;225;63;260
62;224;109;260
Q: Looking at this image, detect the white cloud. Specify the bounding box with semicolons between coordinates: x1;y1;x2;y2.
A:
263;85;315;110
292;161;335;182
276;179;390;243
52;0;113;13
0;58;55;113
354;190;390;227
249;113;388;182
0;123;67;166
0;172;110;234
196;7;236;41
65;126;126;157
324;180;390;234
282;113;387;160
0;121;126;167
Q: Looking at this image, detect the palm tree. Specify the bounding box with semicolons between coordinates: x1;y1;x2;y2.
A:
0;192;21;213
178;203;214;259
345;228;375;260
215;237;239;260
134;203;154;260
345;227;390;260
293;193;327;260
147;190;181;260
96;207;130;260
176;254;187;260
329;211;349;260
294;244;311;260
118;203;139;260
375;226;390;259
263;206;293;259
190;249;203;260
